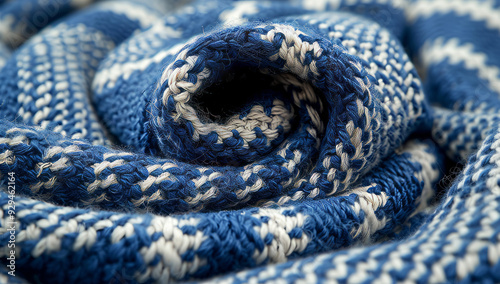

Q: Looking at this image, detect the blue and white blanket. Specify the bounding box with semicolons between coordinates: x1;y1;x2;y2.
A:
0;0;499;283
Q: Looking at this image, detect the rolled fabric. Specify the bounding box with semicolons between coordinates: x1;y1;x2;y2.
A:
8;0;500;283
0;0;430;215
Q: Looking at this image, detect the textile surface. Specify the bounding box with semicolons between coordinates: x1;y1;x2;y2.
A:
0;0;499;283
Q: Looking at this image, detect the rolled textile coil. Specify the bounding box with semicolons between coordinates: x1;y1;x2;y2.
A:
1;0;499;283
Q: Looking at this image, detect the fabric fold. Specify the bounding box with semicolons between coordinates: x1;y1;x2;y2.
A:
0;0;499;283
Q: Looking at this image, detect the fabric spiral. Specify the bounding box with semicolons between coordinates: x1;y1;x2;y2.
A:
0;0;499;283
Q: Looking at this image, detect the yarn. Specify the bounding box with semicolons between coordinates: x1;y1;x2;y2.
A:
0;0;499;283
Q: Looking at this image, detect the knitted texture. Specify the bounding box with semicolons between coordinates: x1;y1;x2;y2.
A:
0;0;498;283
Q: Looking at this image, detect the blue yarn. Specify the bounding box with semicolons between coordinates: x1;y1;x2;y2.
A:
0;0;499;283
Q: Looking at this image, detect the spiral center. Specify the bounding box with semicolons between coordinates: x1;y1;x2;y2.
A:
147;25;327;167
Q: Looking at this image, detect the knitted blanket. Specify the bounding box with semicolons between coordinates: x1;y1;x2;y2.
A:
0;0;499;283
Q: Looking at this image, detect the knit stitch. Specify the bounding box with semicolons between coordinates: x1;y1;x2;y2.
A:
0;0;499;283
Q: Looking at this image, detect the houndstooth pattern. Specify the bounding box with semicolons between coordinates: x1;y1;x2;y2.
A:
0;0;498;283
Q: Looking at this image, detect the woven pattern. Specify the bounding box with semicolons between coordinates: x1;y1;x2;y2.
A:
0;0;499;283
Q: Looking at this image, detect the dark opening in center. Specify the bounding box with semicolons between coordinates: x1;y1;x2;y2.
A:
191;67;291;124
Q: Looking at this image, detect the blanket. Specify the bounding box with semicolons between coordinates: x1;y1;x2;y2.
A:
0;0;499;283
